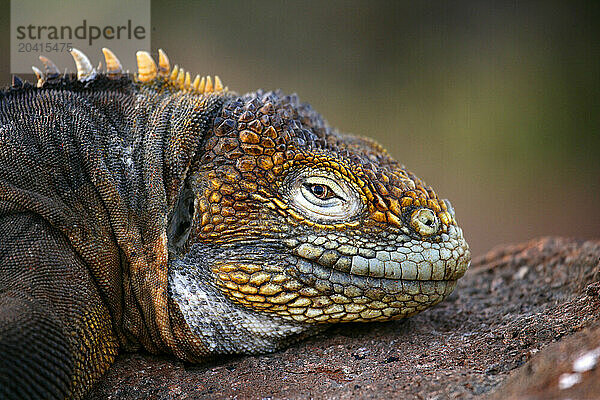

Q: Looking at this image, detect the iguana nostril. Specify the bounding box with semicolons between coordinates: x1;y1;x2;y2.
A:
410;208;440;237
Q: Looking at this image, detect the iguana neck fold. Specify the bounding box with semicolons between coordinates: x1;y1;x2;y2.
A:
101;85;231;354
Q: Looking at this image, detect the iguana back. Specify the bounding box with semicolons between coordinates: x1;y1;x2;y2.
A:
0;49;470;399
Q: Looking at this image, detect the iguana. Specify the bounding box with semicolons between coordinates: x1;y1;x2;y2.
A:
0;48;471;399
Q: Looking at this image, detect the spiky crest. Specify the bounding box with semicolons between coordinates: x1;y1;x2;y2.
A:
15;48;227;95
102;48;123;77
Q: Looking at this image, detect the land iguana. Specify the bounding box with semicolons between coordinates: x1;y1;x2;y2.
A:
0;48;471;399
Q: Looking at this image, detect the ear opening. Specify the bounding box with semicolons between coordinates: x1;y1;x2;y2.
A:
167;184;196;255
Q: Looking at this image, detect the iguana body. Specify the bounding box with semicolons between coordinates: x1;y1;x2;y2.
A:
0;49;471;399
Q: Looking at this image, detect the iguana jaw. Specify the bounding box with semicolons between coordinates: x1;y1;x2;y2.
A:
168;212;469;329
167;240;462;357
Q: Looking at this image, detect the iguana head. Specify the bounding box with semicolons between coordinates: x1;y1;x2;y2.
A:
168;89;470;327
146;49;472;344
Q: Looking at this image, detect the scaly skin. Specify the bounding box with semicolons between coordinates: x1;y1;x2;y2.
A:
0;49;470;399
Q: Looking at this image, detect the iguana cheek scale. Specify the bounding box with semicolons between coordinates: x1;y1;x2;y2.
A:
0;48;470;399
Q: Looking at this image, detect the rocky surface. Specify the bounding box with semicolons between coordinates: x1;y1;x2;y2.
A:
88;237;600;399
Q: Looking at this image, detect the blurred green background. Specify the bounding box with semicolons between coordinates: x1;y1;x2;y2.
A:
0;1;598;256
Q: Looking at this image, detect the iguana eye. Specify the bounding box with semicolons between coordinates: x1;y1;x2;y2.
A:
285;169;363;223
305;183;335;200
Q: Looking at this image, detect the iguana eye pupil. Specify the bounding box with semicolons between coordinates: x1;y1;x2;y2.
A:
309;184;330;199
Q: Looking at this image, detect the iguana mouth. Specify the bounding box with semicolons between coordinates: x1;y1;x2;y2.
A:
292;255;461;295
281;253;463;322
288;224;470;283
